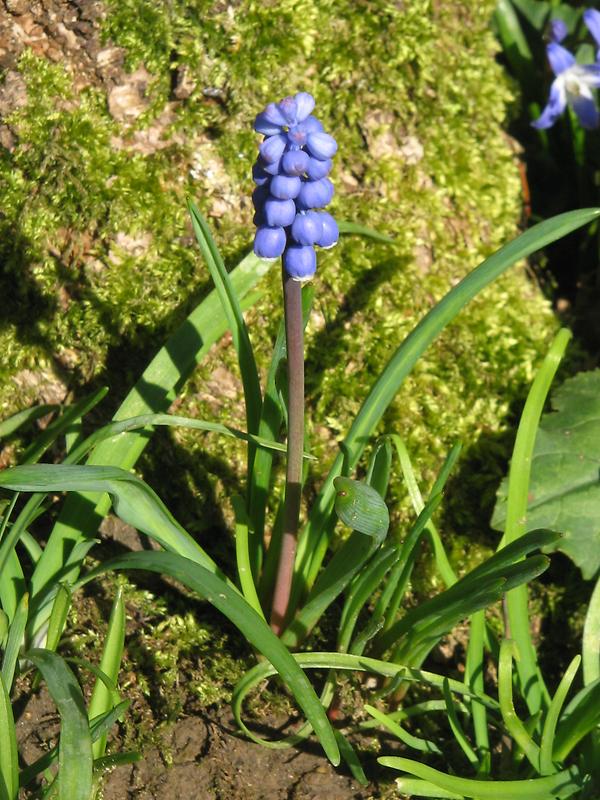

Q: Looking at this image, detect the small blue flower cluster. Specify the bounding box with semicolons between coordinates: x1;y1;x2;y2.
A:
252;92;338;281
534;9;600;130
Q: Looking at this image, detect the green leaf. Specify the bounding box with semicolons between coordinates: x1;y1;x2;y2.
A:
25;650;93;800
77;551;340;766
333;477;389;543
377;757;584;799
88;587;125;759
0;672;18;800
1;593;28;692
27;249;271;639
187;200;262;452
0;404;58;439
295;209;600;596
337;220;396;244
492;369;600;579
0;464;224;580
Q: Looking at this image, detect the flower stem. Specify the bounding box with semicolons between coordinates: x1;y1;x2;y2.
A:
270;270;304;634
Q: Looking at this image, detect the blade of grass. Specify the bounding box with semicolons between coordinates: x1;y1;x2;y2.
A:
377;757;583;799
76;550;340;766
539;655;580;774
499;639;540;771
1;594;28;692
88;586;125;759
0;404;58;439
500;328;571;717
0;672;18;800
442;677;479;769
26;649;93;800
187;201;262;466
553;678;600;762
296;210;600;599
232;496;266;621
28;251;271;640
465;610;490;773
364;704;441;754
582;576;600;686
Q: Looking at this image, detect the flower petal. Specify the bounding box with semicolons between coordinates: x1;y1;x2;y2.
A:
296;178;334;210
532;78;567;129
294;92;316;122
299;115;324;134
575;63;600;89
315;212;339;249
270;174;302;199
278;96;298;125
264;198;296;227
547;42;575;75
584;9;600;48
549;18;568;44
570;91;600;129
306;157;332;181
282;149;310;176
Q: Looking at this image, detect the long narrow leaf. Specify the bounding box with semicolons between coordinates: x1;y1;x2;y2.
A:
187;201;262;458
539;655;580;774
28;251;271;640
76;551;340;766
0;673;18;800
377;757;583;799
295;209;600;597
1;594;28;691
26;650;93;800
500;329;571;716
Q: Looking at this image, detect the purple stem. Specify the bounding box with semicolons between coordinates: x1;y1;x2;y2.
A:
270;270;304;634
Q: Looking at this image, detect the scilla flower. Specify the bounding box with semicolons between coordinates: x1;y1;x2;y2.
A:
252;92;338;281
584;9;600;62
533;34;600;130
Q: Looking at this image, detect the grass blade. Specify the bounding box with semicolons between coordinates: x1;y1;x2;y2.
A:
188;200;262;456
296;210;600;597
25;649;93;800
553;678;600;762
377;757;583;799
442;678;479;769
500;329;571;717
364;704;441;754
539;655;580;774
1;594;28;692
28;250;271;640
0;404;58;439
499;639;540;771
88;586;126;759
337;220;396;244
0;672;18;800
465;610;490;773
232;496;266;621
582;576;600;686
76;551;340;766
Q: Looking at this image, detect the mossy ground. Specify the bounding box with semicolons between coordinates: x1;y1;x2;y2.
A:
0;0;563;774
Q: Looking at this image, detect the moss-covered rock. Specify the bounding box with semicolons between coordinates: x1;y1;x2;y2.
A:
0;1;555;551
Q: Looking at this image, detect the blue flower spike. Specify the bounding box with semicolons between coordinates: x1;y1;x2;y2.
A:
533;22;600;130
252;92;337;281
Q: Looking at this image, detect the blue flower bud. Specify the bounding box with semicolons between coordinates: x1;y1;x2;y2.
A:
306;157;332;180
315;212;339;248
252;162;270;186
282;149;310;176
297;178;334;210
254;226;286;259
295;92;315;122
259;134;287;163
291;211;323;245
264;197;296;227
270;174;302;199
283;245;316;281
306;132;337;160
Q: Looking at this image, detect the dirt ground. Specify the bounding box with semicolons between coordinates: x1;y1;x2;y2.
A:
15;685;390;799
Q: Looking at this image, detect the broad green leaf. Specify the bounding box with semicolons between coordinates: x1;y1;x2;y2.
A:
492;369;600;579
295;209;600;598
25;650;93;800
0;464;225;582
76;550;340;766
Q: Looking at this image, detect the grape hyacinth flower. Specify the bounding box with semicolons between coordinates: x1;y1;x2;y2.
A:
252;92;338;281
533;30;600;130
